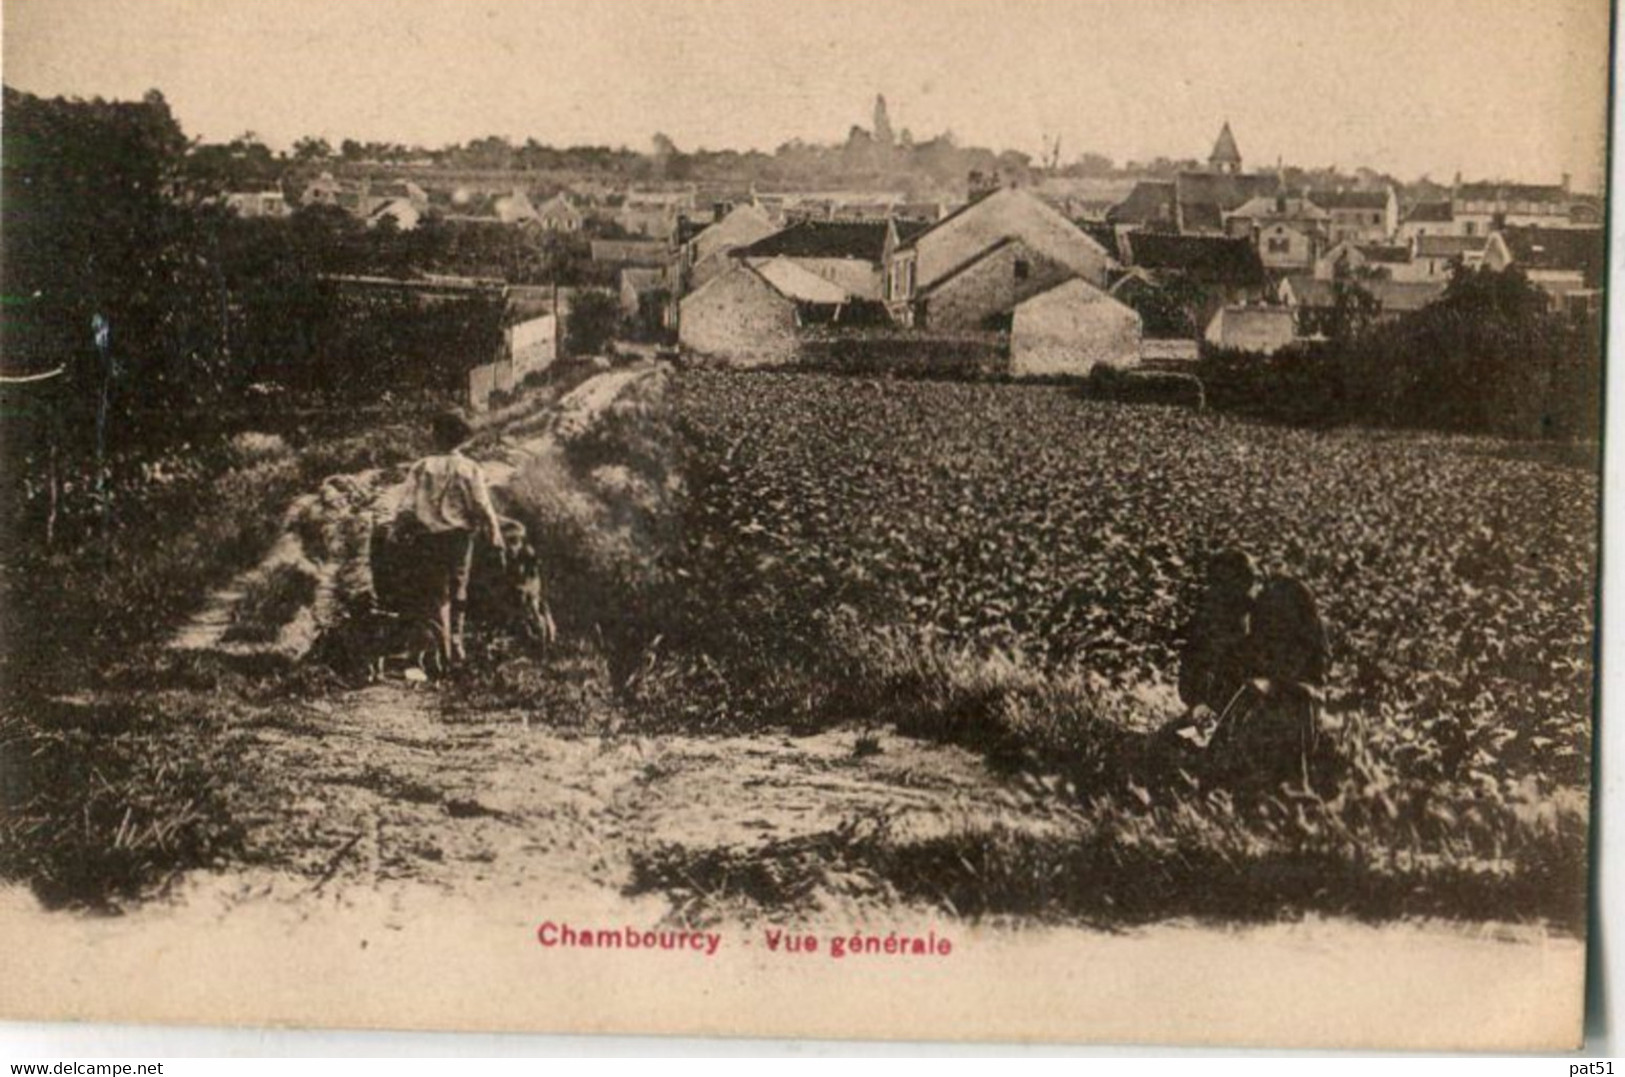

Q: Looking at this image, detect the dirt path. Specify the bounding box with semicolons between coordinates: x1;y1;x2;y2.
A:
219;674;1066;919
1;675;1584;1047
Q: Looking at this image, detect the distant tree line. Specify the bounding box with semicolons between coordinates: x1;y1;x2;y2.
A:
0;86;559;551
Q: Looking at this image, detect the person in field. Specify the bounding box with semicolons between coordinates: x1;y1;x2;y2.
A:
393;410;505;673
1211;574;1329;786
1177;548;1258;721
1165;550;1330;788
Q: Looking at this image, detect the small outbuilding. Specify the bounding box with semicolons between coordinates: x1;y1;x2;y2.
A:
1204;305;1297;355
678;263;804;366
1010;278;1142;378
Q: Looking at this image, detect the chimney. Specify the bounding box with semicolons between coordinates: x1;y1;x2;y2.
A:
1561;172;1571;193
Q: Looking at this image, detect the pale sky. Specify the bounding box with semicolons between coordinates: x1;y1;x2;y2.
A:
1;0;1611;190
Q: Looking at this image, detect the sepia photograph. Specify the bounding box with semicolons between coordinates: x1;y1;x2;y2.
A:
0;0;1609;1052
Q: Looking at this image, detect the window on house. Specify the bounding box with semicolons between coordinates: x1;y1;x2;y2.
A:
1267;237;1291;254
1014;259;1031;281
1463;221;1476;236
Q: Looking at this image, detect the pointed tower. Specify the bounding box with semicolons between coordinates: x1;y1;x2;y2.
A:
1209;121;1242;175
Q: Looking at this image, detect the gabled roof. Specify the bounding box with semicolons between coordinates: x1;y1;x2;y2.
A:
735;219;891;261
535;192;581;217
1121;232;1265;287
1015;275;1133;316
1498;225;1605;286
1176;170;1279;214
1228;194;1330;221
689;203;779;264
901;187;1116;291
1107;181;1177;226
1403;200;1454;224
917;236;1025;298
1210;122;1242;165
753;256;851;304
1309;188;1390;211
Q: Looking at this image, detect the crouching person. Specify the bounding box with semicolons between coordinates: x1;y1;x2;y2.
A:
396;410;505;674
1209;575;1329;791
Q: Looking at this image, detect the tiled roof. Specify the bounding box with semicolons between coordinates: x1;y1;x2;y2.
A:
1414;235;1487;259
1178;201;1225;233
735;220;891;261
1498;225;1605;286
1176;171;1279;214
1123;232;1265;286
1403;200;1454;224
1107;181;1177;226
892;218;934;243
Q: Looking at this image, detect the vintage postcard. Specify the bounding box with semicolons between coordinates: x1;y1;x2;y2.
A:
0;0;1608;1051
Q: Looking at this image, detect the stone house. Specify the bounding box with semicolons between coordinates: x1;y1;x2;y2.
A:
887;187;1116;323
1452;180;1572;236
1411;234;1498;280
1251;221;1318;272
1314;240;1415;281
678;203;780;291
1307;187;1399;244
1010;279;1142;377
914;237;1077;332
1497;225;1605;312
678;263;801;366
1396;200;1460;244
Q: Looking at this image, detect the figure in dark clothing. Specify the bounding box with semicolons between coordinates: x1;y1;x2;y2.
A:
1176;548;1258;713
1161;554;1331;789
1210;574;1330;788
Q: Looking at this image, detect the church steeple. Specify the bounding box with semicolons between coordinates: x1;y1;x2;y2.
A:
874;94;894;148
1209;121;1242;174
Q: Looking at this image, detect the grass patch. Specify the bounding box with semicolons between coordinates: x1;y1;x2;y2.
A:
0;693;256;909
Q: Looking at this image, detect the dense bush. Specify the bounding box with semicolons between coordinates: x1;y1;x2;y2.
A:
1199;266;1601;440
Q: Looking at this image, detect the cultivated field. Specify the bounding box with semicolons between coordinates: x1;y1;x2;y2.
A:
0;365;1597;936
649;369;1597;926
